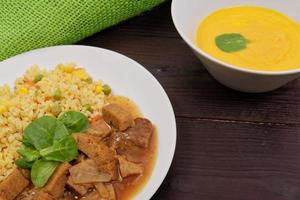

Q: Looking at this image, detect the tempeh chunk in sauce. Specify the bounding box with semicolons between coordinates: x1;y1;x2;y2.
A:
103;104;134;131
74;134;118;180
0;168;30;200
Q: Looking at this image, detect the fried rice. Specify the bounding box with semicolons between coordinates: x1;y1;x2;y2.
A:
0;63;109;181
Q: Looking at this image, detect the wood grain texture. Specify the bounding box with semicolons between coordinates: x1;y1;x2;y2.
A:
153;119;300;200
78;2;300;200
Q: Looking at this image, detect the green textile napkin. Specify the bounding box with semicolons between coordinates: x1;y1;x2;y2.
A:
0;0;164;61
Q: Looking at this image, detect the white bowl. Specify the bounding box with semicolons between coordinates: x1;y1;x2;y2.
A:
0;45;177;200
171;0;300;93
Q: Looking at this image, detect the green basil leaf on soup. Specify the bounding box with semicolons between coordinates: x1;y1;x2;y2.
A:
215;33;249;53
17;145;40;162
15;159;34;169
58;111;88;133
31;159;59;188
40;136;78;162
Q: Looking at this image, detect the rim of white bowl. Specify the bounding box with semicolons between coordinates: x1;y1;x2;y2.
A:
171;0;300;76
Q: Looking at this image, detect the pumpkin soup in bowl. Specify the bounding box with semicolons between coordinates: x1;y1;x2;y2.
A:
197;6;300;71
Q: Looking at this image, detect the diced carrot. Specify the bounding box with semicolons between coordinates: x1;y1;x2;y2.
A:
45;96;52;101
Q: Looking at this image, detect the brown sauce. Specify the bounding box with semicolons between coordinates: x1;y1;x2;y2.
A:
107;96;142;119
114;130;157;200
108;96;158;200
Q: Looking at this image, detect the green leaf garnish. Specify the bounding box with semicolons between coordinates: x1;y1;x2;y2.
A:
215;33;249;53
15;159;34;169
31;160;59;188
20;137;34;148
17;146;40;162
58;111;88;133
52;120;69;141
23;116;69;150
40;136;78;162
17;111;88;188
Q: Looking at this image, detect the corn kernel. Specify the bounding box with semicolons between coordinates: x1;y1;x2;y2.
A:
57;64;64;69
57;64;74;73
73;69;87;80
18;87;28;95
0;105;7;114
95;85;103;94
63;66;75;73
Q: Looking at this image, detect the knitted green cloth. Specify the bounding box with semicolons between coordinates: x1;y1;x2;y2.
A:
0;0;164;61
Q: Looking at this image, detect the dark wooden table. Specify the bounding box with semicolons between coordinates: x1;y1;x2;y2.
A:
79;2;300;200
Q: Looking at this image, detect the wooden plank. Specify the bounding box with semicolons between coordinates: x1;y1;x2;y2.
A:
153;118;300;200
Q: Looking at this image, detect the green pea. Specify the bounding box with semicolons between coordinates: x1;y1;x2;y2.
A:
85;77;93;84
34;74;43;83
103;84;111;95
34;90;40;97
50;105;62;116
53;89;62;100
84;104;93;112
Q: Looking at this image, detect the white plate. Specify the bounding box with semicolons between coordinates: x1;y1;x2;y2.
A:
0;45;177;200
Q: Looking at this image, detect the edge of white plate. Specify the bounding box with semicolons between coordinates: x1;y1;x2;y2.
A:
0;45;177;200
